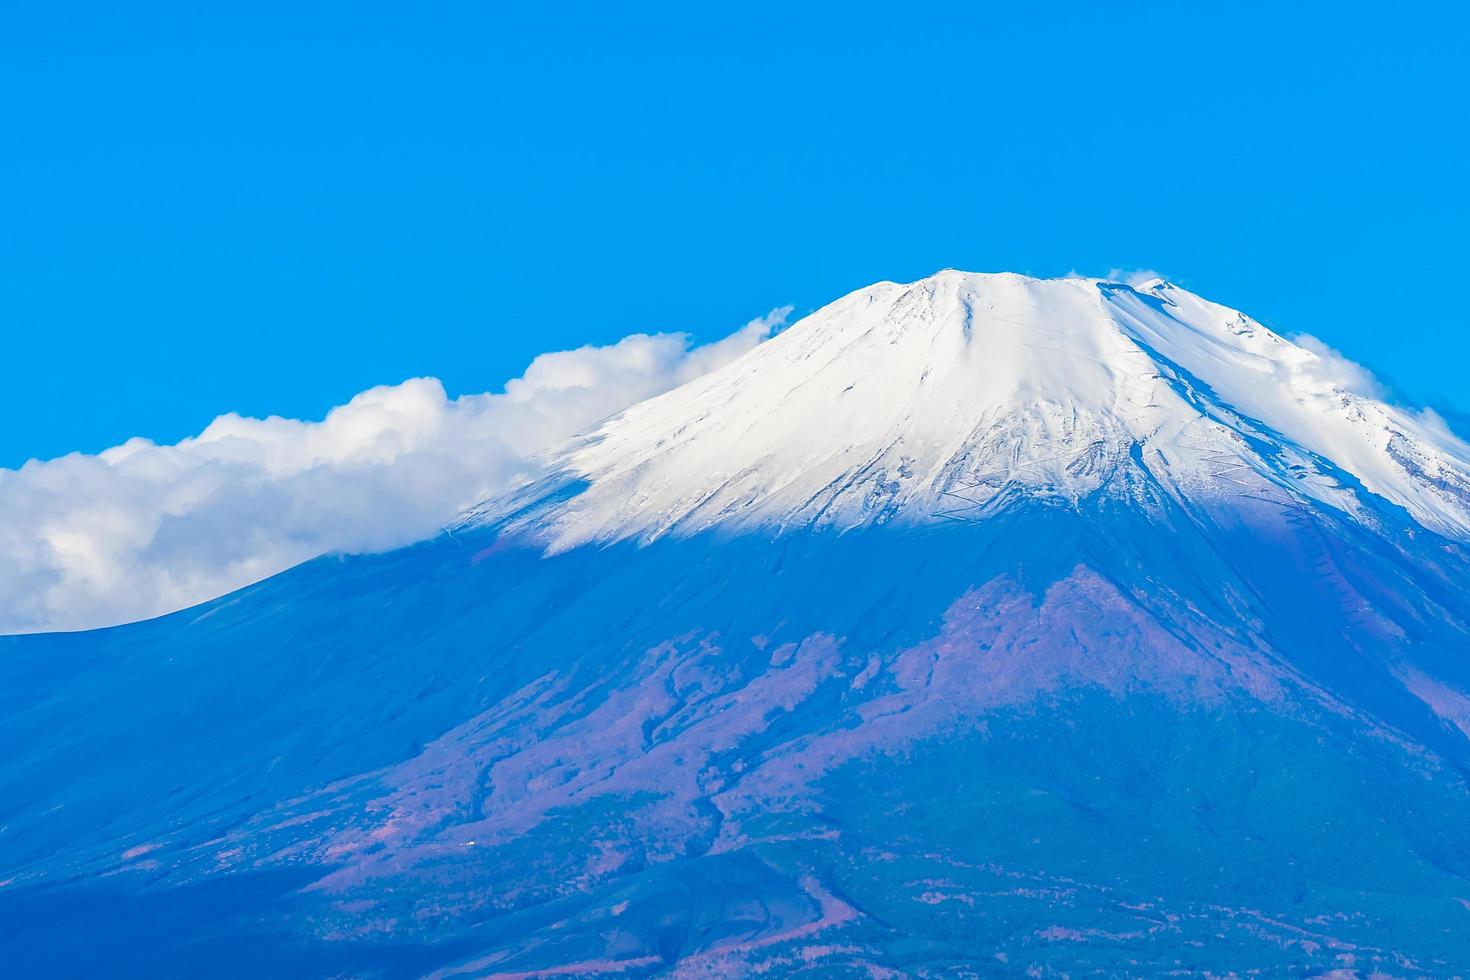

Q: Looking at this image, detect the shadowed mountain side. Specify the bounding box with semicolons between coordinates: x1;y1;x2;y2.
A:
5;490;1470;975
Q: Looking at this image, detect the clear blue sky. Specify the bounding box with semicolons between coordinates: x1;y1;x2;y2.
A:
4;2;1467;466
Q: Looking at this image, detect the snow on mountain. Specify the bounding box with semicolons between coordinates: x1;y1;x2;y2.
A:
466;270;1470;546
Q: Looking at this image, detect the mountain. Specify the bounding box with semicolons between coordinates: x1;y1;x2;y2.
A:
6;271;1470;977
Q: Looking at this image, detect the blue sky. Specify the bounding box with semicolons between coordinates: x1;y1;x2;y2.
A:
3;1;1467;466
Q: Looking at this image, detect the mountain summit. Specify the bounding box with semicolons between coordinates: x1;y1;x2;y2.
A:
7;272;1470;976
471;270;1470;547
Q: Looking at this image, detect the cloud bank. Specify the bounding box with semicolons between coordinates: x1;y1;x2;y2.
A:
0;308;791;634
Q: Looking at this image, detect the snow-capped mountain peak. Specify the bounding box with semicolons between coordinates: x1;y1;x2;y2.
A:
468;271;1470;546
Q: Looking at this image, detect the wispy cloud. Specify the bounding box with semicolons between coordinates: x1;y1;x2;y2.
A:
1062;267;1169;287
1291;333;1388;399
1105;267;1168;288
0;307;791;634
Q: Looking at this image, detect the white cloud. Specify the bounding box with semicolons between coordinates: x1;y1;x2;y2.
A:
0;307;792;634
1105;267;1168;288
1060;268;1169;287
1291;333;1388;399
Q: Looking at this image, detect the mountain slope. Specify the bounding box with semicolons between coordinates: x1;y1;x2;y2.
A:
6;272;1470;977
